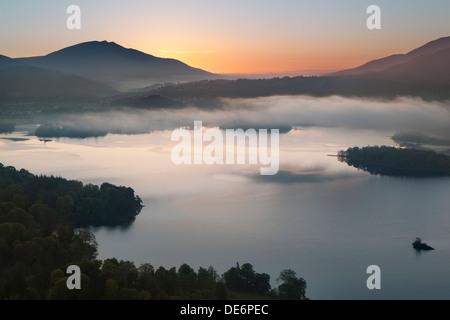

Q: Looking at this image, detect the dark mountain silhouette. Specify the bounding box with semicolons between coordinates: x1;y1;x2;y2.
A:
370;47;450;84
0;54;20;69
16;41;218;90
331;36;450;76
0;65;117;101
137;72;450;103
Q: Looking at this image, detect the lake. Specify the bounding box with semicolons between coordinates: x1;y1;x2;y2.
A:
1;96;450;299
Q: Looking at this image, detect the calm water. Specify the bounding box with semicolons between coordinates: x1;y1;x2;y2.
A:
2;109;450;299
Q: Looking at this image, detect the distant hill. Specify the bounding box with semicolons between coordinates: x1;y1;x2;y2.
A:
0;54;20;69
0;65;117;101
331;36;450;77
16;41;218;90
137;74;450;103
371;47;450;84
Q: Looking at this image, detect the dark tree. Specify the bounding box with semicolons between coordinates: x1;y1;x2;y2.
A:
223;262;271;295
277;269;307;300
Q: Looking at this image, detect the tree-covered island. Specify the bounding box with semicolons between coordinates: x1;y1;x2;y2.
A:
338;146;450;177
0;164;143;227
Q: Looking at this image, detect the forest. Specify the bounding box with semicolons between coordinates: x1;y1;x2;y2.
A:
338;146;450;177
0;163;307;300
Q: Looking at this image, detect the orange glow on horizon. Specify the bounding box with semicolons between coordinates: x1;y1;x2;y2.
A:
150;49;379;75
141;35;402;75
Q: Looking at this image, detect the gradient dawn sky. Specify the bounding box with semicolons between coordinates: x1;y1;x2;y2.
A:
1;0;450;74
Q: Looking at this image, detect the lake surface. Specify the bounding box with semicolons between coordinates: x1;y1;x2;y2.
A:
2;97;450;300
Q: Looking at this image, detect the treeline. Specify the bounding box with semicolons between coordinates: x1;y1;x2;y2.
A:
338;146;450;177
0;163;307;299
138;76;450;103
43;260;307;300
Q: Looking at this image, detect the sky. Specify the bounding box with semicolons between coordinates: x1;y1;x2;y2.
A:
1;0;450;74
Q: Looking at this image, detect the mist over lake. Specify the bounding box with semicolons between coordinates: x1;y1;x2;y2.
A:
2;96;450;299
13;95;450;139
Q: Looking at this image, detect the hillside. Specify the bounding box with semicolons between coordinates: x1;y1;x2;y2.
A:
0;65;117;101
331;36;450;76
0;55;20;69
16;41;218;90
133;75;450;104
371;47;450;84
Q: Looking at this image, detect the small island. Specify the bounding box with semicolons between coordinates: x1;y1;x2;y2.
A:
412;238;435;251
337;146;450;177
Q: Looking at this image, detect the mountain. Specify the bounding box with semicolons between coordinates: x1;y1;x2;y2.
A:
0;65;117;101
16;41;218;90
0;54;20;69
331;36;450;76
371;47;450;84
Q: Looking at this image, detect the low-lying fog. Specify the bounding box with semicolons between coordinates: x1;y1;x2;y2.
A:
27;95;450;144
